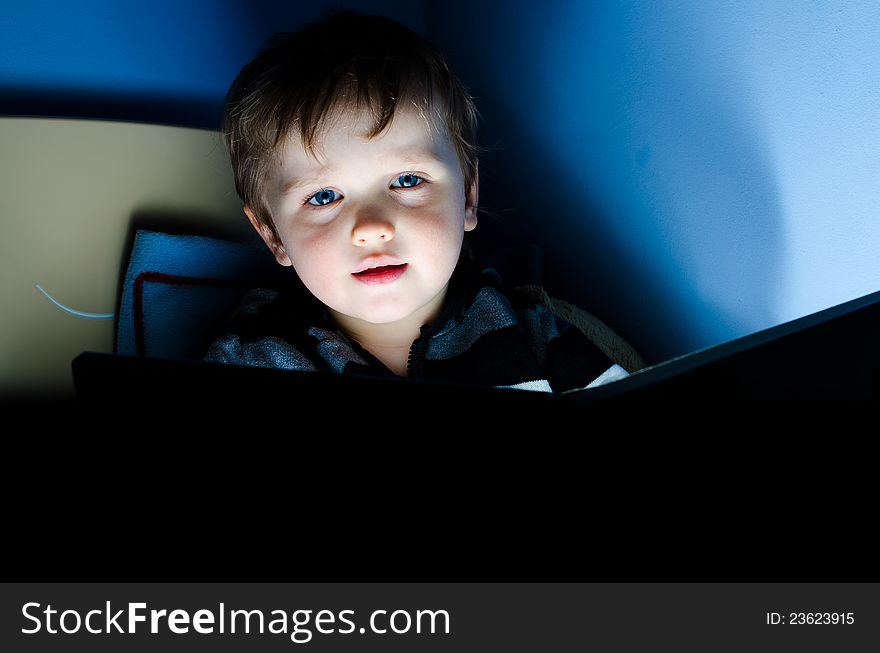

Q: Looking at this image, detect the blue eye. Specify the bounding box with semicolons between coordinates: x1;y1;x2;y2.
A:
306;189;341;206
392;173;424;189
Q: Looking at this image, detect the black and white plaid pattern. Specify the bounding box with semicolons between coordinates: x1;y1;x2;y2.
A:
204;261;621;392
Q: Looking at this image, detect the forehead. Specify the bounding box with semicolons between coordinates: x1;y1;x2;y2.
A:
278;103;453;168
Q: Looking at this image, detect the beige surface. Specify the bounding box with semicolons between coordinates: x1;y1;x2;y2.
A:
0;117;252;397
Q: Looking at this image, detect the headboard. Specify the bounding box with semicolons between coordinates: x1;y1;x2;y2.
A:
0;117;251;398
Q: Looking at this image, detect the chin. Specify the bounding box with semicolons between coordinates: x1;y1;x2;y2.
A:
358;307;414;325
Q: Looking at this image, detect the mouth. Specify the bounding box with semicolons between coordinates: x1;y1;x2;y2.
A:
352;263;408;285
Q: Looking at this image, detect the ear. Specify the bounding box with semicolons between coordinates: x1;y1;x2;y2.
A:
244;206;292;267
464;159;479;232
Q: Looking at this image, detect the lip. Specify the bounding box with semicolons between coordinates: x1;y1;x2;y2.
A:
352;262;409;285
352;255;406;274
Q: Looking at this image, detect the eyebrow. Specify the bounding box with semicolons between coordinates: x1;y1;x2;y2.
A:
280;148;445;195
281;170;330;196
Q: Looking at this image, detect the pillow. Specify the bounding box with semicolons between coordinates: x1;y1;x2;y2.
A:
116;229;289;360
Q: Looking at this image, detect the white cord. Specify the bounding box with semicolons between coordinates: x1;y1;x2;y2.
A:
35;284;115;320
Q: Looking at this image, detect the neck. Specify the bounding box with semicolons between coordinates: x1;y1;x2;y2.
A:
329;287;448;377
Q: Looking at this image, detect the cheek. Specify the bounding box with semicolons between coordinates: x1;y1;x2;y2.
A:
278;227;335;283
279;219;330;254
410;184;465;221
416;206;466;250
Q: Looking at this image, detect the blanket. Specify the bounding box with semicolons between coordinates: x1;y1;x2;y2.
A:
116;229;289;360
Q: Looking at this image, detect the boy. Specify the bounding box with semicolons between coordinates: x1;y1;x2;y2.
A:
205;9;640;391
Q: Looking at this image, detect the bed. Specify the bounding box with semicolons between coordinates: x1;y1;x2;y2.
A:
0;117;249;397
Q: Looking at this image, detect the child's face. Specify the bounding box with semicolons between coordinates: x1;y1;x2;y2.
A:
246;105;478;327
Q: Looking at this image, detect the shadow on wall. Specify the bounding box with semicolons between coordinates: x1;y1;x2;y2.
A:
0;0;423;130
429;1;783;364
0;88;226;130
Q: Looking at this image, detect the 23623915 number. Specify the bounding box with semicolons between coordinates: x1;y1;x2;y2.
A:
789;613;854;625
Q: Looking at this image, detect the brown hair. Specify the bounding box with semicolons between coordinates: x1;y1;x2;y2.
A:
223;9;483;238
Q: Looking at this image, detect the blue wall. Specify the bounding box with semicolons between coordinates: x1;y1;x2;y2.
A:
0;0;423;128
4;0;878;364
428;0;880;363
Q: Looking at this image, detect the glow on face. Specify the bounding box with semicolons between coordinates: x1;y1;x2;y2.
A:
258;105;477;326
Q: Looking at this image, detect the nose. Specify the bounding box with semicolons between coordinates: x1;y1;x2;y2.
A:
351;216;395;246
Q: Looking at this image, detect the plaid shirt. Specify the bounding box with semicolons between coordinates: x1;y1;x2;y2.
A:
204;259;625;392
